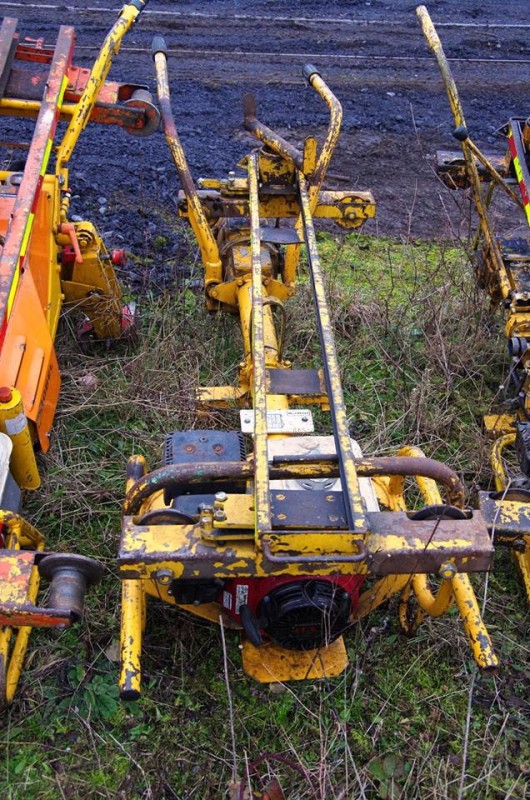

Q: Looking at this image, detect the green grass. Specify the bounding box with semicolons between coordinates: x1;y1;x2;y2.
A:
1;230;529;799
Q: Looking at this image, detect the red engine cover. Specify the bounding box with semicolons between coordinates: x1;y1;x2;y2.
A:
220;574;365;624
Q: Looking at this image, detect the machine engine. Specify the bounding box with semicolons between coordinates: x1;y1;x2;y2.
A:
220;575;364;650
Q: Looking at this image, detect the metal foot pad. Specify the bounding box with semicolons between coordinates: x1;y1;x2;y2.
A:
241;636;348;683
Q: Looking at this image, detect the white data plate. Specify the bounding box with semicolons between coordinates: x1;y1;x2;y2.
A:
240;409;314;434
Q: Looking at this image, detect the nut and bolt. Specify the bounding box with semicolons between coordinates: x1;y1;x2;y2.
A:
214;509;227;522
199;505;214;532
154;569;173;585
438;562;458;580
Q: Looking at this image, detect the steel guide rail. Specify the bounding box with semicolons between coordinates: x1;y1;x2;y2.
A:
248;151;271;539
298;173;367;539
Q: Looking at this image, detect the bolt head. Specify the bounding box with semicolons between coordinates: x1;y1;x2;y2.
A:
439;562;458;580
215;491;228;502
154;569;173;585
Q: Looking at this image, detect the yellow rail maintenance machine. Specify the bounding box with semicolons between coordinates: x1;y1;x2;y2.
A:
0;0;157;703
417;5;530;601
118;35;502;697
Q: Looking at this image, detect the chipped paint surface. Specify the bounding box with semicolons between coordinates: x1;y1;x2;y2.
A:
118;39;498;691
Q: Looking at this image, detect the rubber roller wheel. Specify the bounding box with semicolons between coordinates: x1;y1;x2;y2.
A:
409;504;467;521
38;554;104;622
123;89;160;136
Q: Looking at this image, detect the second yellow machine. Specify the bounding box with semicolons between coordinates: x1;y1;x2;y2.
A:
118;36;500;697
0;0;156;704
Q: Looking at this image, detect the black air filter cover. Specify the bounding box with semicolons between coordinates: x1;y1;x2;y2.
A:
163;430;246;503
258;579;352;651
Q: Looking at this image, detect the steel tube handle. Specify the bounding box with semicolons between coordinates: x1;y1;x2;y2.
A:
261;537;368;564
242;63;342;184
152;35;223;287
302;63;342;185
56;0;150;172
416;5;466;133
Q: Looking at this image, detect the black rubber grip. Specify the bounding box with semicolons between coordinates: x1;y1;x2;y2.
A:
303;63;320;83
453;125;469;142
151;34;168;59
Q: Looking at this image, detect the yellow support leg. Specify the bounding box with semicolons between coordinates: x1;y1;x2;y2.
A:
0;516;44;704
119;579;144;700
451;573;498;671
514;545;530;600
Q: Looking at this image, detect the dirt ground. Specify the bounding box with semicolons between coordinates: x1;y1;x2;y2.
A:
2;6;530;797
5;0;530;263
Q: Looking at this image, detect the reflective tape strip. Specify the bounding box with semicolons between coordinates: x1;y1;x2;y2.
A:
508;128;530;225
0;73;70;350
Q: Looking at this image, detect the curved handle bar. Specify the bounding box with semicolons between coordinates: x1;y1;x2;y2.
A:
303;64;342;185
152;35;222;285
416;5;466;133
261;537;368;565
243;63;342;184
56;0;150;172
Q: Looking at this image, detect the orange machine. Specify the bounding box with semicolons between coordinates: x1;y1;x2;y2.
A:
0;0;157;704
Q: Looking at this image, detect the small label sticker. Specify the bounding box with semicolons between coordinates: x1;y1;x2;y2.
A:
240;409;314;434
223;591;232;610
235;584;249;613
5;413;27;436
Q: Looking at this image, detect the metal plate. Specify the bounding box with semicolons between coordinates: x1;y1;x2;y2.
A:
271;490;347;529
266;368;326;396
260;227;302;245
241;637;348;683
366;510;494;575
240;409;314;434
479;491;530;539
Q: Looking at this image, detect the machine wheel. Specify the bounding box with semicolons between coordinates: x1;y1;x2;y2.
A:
136;508;196;525
123;89;160;136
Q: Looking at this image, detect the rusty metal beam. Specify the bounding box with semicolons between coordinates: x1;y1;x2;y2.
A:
122;454;467;517
0;24;74;342
0;18;18;101
298;173;367;535
248;150;271;538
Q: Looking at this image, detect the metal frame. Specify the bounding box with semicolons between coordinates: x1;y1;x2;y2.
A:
0;0;153;704
118;38;499;698
417;4;530;601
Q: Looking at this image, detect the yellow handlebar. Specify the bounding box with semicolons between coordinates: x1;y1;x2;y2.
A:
55;1;149;175
416;5;466;133
243;63;342;185
303;64;343;186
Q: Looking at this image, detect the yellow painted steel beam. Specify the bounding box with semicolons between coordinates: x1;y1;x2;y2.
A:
0;513;44;704
248;152;272;539
284;65;344;285
490;433;516;492
451;573;498;671
119;579;143;700
152;37;222;288
298;173;367;536
56;1;149;174
417;5;511;300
